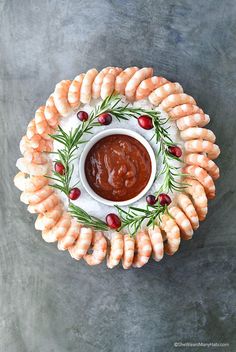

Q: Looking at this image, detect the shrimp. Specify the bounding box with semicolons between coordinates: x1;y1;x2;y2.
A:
23;150;48;165
100;68;122;100
16;157;49;176
168;104;203;120
107;232;124;268
45;94;60;127
35;106;50;135
177;113;210;130
160;214;181;255
83;231;107;265
14;172;48;193
148;225;164;261
20;135;53;154
92;67;112;99
20;185;53;205
26;119;37;140
183;165;216;199
184;140;220;160
42;211;71;243
122;234;135;269
184;153;219;180
28;192;60;214
125;67;153;101
68;227;93;260
68;73;85;109
53;80;72;117
168;206;193;240
115;67;139;95
136;76;169;101
180;127;216;143
132;231;152;268
184;178;208;221
80;68;98;104
35;204;64;231
14;172;29;191
175;193;199;230
58;218;81;250
159;93;196;112
148;82;183;106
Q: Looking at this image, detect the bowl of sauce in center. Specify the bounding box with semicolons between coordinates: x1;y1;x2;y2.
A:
79;129;156;206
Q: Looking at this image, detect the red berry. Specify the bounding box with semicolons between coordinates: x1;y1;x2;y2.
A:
168;145;182;158
106;213;121;229
77;110;89;121
158;193;172;206
69;187;81;200
138;115;153;130
54;162;65;175
98;113;112;125
146;194;157;205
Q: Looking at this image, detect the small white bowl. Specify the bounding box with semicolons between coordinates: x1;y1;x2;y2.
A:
79;128;157;206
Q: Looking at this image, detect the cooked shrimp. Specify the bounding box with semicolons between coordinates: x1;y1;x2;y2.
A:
184;153;220;180
159;93;196;112
83;231;107;265
68;73;85;109
42;211;71;243
35;204;63;231
58;218;81;250
122;234;135;269
132;231;152;268
136;76;169;101
80;68;98;104
28;192;60;214
175;193;199;230
100;68;122;99
14;172;28;191
26;119;37;140
107;232;124;269
44;94;60;127
168;206;193;240
20;135;53;154
92;67;112;99
53;80;72;117
184;178;208;221
24;150;48;165
168;104;203;120
180;127;216;143
68;227;93;260
125;68;153;101
21;185;53;205
115;67;139;95
184;140;220;160
177;113;210;130
148;82;183;106
183;165;216;199
35;106;49;135
16;157;49;176
160;214;181;255
148;225;164;261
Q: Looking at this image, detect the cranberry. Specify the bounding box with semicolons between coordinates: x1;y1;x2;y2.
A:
106;213;121;229
138;115;153;130
98;113;112;125
146;194;157;205
168;145;182;158
69;187;81;200
158;193;172;206
77;111;89;122
54;162;65;175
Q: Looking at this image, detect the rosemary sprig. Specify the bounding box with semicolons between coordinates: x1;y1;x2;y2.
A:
69;204;109;231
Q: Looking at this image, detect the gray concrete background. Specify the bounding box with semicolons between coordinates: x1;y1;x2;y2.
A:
1;0;236;351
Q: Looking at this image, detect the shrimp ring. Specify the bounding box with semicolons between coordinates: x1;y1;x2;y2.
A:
183;165;216;199
168;206;193;240
184;153;219;180
58;218;81;250
69;227;93;260
35;204;64;231
125;67;153;101
42;211;71;243
175;193;199;230
136;76;169;101
148;82;183;106
159;93;196;112
115;67;139;95
83;231;107;265
28;192;60;214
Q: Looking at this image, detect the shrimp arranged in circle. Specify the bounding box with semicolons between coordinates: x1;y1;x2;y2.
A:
28;192;60;214
184;178;208;221
20;185;53;205
184;153;220;180
16;157;49;176
42;211;71;243
168;206;193;240
100;68;123;100
44;94;60;127
122;234;135;269
115;67;139;95
168;104;203;120
148;226;164;261
35;106;50;135
160;214;181;255
35;204;64;231
107;232;124;268
183;165;216;199
20;135;53;154
177;113;210;130
14;172;48;192
184;140;220;160
148;82;183;106
175;193;199;230
125;67;153;101
132;231;152;268
80;68;98;104
180;127;216;143
136;76;169;101
92;67;112;99
159;93;196;112
69;227;93;260
68;73;85;109
58;218;81;251
84;231;107;265
53;80;72;117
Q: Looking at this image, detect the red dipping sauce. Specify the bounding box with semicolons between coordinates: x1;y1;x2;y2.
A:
85;134;152;202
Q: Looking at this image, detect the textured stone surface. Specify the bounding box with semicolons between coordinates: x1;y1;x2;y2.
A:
1;0;236;351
